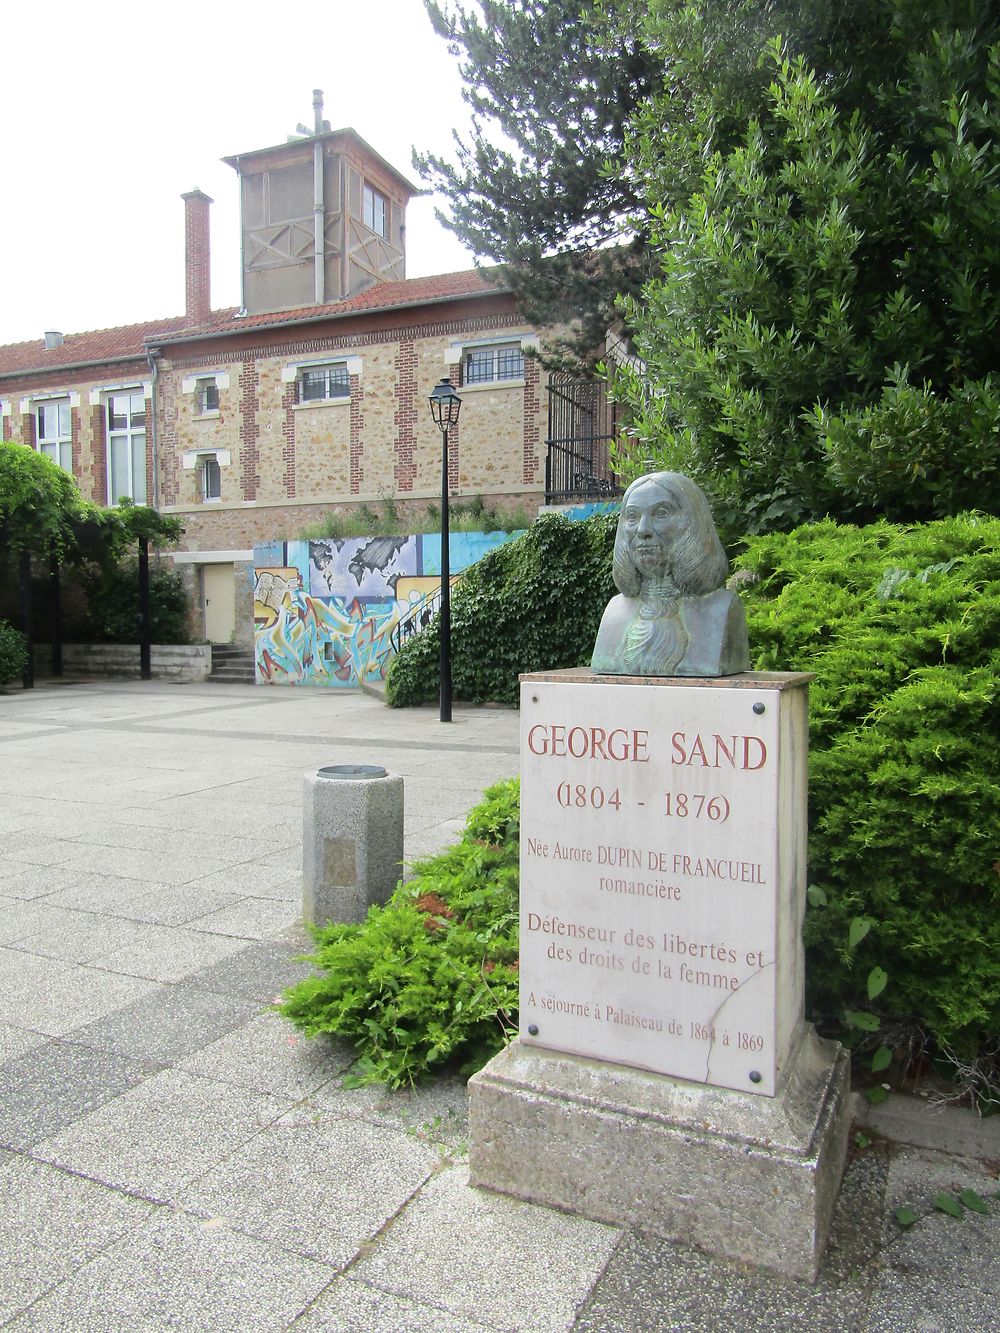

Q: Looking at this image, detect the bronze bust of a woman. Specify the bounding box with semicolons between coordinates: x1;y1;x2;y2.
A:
591;472;750;678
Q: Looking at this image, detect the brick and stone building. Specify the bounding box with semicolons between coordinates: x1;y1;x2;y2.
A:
0;100;555;644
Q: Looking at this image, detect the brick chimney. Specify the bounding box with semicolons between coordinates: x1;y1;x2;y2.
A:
181;189;213;325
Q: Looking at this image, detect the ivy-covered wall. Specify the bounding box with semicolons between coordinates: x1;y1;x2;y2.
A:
385;511;617;707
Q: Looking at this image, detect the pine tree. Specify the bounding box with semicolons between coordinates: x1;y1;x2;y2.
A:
414;0;660;368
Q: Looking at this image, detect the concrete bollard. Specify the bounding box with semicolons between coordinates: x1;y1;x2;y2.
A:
302;764;404;927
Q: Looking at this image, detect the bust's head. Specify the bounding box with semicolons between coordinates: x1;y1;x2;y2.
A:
613;472;729;598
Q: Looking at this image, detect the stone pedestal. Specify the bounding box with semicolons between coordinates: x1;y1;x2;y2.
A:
470;1027;850;1282
468;669;848;1280
302;765;403;926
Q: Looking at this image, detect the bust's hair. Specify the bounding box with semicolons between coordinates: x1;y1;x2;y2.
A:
612;473;729;597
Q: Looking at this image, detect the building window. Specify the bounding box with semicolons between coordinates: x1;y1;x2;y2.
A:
107;390;147;504
363;183;388;239
196;378;220;414
36;399;72;471
464;342;525;386
201;456;221;501
300;364;350;402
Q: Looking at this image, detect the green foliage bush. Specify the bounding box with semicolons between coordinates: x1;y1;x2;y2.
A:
0;620;27;688
615;6;1000;534
278;779;520;1086
736;513;1000;1056
385;511;616;707
82;560;191;645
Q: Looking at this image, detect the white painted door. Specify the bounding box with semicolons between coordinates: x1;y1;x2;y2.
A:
203;563;236;643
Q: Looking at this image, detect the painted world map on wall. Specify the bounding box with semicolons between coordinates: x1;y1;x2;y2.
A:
252;531;522;688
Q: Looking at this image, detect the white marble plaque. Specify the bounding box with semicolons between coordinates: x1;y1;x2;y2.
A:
519;673;807;1097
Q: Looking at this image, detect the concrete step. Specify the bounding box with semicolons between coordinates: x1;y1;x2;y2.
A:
209;644;256;683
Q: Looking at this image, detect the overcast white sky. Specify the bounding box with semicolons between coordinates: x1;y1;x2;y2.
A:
1;0;481;347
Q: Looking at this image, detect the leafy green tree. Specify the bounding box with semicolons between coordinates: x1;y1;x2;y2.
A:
415;0;661;367
0;444;179;564
0;442;186;650
0;440;91;559
611;0;1000;534
92;497;183;565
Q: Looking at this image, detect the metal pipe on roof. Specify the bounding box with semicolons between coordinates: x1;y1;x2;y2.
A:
340;145;348;300
314;140;325;306
147;348;161;512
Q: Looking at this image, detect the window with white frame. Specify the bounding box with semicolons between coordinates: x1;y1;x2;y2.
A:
106;390;147;504
36;399;72;471
362;183;388;239
300;363;350;403
195;377;220;414
201;456;221;501
463;341;525;386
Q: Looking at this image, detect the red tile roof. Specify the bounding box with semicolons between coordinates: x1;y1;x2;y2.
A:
0;269;511;377
153;268;510;343
0;315;190;378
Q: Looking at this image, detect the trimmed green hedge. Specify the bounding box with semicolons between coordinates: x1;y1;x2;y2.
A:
736;514;1000;1056
385;511;616;708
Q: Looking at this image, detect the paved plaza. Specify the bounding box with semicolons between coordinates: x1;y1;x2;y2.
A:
0;680;997;1331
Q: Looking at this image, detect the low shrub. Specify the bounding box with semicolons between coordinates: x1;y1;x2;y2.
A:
278;779;520;1086
299;494;535;541
736;514;1000;1061
385;510;617;707
0;620;27;688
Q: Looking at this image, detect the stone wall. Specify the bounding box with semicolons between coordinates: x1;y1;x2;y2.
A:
33;643;211;682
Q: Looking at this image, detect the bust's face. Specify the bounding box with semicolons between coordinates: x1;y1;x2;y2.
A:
622;479;681;578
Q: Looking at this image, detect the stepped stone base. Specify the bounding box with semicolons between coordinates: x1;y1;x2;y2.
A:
469;1025;850;1282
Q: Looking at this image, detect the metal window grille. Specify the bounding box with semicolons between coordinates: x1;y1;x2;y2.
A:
544;373;622;504
464;343;524;384
301;365;350;401
197;381;220;413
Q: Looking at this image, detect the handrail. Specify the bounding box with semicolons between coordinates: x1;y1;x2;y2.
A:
390;588;442;655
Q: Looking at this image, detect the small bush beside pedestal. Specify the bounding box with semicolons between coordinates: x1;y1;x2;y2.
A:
279;779;520;1087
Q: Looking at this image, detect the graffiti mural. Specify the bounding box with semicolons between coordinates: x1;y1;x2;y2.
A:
253;530;524;688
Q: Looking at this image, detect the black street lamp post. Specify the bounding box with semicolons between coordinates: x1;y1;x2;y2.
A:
428;377;462;723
